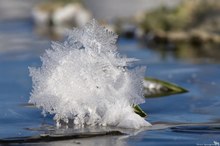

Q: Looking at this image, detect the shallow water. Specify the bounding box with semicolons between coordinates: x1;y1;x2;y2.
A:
0;19;220;145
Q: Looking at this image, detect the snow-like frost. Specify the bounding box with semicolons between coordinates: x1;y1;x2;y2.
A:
29;19;151;129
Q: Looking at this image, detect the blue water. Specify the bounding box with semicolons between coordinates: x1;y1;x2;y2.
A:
0;19;220;146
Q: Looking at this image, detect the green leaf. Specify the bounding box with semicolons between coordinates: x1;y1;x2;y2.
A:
133;105;147;117
144;77;188;98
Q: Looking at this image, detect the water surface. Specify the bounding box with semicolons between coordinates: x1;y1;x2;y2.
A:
0;19;220;145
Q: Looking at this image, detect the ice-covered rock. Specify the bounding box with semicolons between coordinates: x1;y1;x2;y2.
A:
32;3;92;27
53;3;92;27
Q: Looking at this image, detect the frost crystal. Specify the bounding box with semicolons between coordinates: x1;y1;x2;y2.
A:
29;19;151;129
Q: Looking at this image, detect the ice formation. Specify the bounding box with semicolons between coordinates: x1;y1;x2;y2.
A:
29;19;151;129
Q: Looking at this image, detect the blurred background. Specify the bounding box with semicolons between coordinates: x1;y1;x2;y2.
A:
1;0;220;62
1;0;220;145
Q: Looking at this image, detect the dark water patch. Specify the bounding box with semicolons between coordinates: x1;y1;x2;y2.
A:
0;131;124;144
171;125;220;134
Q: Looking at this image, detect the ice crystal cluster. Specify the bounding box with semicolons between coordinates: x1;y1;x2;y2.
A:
29;19;151;129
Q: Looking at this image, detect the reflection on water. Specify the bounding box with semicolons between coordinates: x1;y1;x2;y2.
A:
0;19;220;145
143;41;220;63
25;135;126;146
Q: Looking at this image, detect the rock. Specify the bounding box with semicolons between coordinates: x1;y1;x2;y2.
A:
32;2;92;39
137;0;220;44
147;30;220;45
53;4;92;27
32;3;92;27
32;6;51;26
32;3;61;26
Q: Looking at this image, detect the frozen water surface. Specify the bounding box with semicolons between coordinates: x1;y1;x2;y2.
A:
1;19;220;145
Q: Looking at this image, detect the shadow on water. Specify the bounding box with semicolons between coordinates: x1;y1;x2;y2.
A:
0;19;220;145
141;40;220;64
